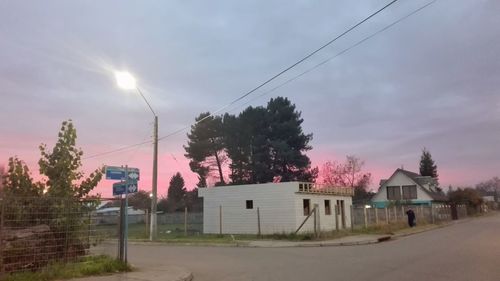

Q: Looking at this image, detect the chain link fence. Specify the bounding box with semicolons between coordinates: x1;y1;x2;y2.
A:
93;209;203;240
0;197;117;275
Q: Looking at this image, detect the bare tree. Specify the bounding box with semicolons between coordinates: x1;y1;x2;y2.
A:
321;155;373;204
322;155;369;188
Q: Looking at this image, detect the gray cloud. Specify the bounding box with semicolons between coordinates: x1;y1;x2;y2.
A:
1;0;498;189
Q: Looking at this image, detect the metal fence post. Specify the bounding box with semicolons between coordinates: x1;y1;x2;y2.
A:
257;207;261;237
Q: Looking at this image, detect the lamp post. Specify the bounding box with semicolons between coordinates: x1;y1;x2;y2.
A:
115;71;158;241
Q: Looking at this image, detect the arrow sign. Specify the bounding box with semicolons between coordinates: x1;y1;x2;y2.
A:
128;172;139;180
113;180;138;196
105;166;140;181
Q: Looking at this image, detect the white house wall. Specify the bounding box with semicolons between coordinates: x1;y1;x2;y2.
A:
294;194;352;233
198;182;298;234
372;172;433;203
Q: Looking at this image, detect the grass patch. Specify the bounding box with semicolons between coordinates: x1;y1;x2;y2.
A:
96;220;442;244
3;255;131;281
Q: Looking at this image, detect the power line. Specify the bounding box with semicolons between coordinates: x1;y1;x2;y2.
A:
83;140;152;160
224;0;438;113
88;0;403;157
157;0;401;141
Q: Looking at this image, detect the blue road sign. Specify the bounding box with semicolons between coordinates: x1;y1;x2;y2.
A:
113;180;138;196
105;166;140;181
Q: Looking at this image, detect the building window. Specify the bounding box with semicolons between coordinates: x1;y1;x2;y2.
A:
325;200;331;215
387;186;401;200
246;200;253;209
402;185;417;200
303;199;310;216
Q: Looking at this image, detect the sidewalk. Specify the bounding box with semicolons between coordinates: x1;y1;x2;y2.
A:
244;234;391;248
72;265;193;281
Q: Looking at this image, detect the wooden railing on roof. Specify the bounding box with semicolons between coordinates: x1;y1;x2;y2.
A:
297;182;354;196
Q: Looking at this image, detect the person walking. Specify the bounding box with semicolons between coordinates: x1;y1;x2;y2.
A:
406;208;416;227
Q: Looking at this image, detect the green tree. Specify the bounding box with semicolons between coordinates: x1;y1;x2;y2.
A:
1;157;44;226
448;187;483;214
184;113;226;186
185;188;203;212
39;120;102;198
166;172;187;212
128;190;152;211
419;148;438;180
266;97;316;182
37;120;103;260
2;157;43;197
224;107;274;184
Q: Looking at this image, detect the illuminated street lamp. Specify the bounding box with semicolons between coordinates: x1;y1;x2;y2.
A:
115;71;158;241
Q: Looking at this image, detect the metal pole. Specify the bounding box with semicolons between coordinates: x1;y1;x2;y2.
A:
124;165;129;263
118;198;124;261
150;115;158;241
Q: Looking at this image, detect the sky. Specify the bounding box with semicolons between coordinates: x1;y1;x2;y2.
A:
1;0;499;198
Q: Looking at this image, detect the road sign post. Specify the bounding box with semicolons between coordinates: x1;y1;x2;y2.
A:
105;165;140;263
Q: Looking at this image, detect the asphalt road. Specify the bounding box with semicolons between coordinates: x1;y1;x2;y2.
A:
127;213;500;281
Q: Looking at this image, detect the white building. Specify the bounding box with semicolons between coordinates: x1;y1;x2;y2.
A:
198;182;353;235
371;169;447;208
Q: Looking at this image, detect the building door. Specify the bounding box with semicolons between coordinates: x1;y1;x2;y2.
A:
336;200;346;229
340;200;346;228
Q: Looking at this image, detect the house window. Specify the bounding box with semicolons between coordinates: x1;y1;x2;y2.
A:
387;186;401;200
246;200;253;209
325;200;331;215
303;199;310;216
402;185;417;200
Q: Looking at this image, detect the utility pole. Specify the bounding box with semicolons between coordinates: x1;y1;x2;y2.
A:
150;116;158;241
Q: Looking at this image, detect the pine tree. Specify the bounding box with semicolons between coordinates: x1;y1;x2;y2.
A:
166;172;187;212
184;113;226;186
266;97;315;182
419;148;438;179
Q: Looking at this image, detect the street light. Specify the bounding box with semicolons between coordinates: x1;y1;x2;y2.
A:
115;71;159;241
